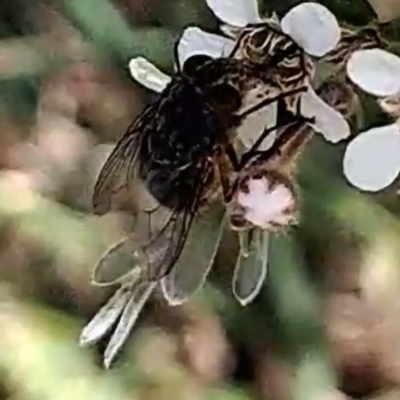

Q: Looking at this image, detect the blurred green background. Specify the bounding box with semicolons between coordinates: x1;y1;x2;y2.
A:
2;1;400;400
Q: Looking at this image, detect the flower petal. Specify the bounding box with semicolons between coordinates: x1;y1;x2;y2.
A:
347;49;400;97
301;86;350;143
129;56;171;93
178;27;235;65
103;281;157;369
91;238;142;287
281;3;340;57
239;100;278;151
233;230;269;306
79;282;132;346
205;0;260;27
343;124;400;191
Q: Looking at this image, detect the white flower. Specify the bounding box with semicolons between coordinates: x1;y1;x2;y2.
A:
344;49;400;191
235;174;296;230
128;1;349;149
229;165;297;231
199;0;349;143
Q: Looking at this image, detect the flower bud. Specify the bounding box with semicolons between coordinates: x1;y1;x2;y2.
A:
229;166;297;231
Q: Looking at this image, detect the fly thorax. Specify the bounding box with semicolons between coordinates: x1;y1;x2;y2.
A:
228;166;297;231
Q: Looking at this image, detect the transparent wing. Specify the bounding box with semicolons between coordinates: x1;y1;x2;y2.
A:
135;159;215;281
232;229;269;306
103;281;157;369
92;105;155;215
160;205;226;305
79;281;133;346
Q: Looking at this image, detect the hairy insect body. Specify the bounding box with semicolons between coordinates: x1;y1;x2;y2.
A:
232;22;315;115
138;56;291;211
138;79;221;211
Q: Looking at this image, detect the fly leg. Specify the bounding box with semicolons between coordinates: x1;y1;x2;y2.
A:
237;113;314;169
241;115;316;168
214;145;240;204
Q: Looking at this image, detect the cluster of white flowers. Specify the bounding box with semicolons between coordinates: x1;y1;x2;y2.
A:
344;49;400;191
130;0;350;148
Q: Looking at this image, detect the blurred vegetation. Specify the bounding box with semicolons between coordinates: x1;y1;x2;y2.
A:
1;1;400;400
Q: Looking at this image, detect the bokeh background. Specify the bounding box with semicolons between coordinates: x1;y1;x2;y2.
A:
2;0;400;399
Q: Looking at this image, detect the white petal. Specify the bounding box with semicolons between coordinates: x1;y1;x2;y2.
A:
79;283;132;346
239;99;278;151
301;86;350;143
178;27;235;65
233;230;269;306
347;49;400;97
281;3;340;57
91;238;142;287
205;0;261;27
343;124;400;191
128;57;171;93
103;281;157;369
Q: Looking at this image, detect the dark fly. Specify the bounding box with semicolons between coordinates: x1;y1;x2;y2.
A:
323;26;386;67
80;34;314;368
92;44;306;282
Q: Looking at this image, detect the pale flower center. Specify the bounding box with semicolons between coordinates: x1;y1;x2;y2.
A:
237;177;294;229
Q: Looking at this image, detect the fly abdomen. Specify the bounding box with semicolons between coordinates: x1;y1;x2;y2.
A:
143;164;205;211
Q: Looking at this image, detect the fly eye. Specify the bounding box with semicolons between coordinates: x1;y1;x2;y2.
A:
206;83;242;113
182;54;213;77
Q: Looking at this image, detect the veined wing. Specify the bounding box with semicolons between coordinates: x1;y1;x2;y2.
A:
134;157;215;281
91;157;215;289
232;229;269;306
92;104;156;215
160;204;226;305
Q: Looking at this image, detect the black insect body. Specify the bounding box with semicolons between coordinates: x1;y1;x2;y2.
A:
136;78;223;211
92;50;307;283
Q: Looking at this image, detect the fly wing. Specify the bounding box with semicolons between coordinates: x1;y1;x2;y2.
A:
134;158;215;281
92;104;156;215
91;157;215;289
232;229;269;306
160;204;226;305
